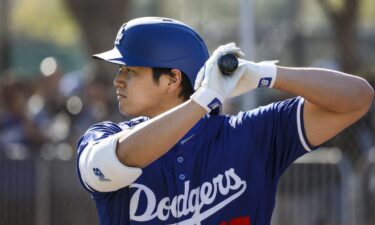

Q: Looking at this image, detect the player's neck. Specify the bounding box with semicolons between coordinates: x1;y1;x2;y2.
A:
147;97;186;118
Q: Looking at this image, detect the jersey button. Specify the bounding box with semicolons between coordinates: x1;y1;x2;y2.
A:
177;156;184;163
179;174;186;181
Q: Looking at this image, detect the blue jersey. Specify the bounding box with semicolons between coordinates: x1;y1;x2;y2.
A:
76;97;316;225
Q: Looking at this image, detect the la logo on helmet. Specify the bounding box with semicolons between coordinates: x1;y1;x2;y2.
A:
115;24;126;45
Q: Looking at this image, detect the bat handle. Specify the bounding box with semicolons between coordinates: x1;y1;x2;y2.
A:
218;53;239;76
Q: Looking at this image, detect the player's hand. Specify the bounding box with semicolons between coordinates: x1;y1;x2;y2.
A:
193;43;244;91
230;59;278;97
191;43;245;112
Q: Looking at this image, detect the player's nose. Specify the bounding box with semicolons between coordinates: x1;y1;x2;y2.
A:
113;71;126;88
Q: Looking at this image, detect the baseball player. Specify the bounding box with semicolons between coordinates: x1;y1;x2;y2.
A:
76;17;373;225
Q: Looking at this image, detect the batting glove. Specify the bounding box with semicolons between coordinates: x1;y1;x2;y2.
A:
230;59;278;97
191;43;245;112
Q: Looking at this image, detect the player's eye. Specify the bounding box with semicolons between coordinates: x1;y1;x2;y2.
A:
126;68;137;75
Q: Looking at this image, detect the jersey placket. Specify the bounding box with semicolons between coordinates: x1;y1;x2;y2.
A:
173;143;188;220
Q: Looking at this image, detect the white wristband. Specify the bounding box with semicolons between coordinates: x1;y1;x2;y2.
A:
190;87;224;112
257;62;278;88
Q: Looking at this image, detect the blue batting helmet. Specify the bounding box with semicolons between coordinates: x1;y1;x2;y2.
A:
93;17;209;88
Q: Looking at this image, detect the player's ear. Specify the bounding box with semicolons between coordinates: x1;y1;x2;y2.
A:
167;69;182;90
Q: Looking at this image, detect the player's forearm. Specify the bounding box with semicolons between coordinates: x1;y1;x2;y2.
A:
116;100;206;168
273;66;374;113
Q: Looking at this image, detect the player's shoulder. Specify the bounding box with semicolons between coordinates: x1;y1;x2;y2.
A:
77;116;149;153
242;96;302;116
218;97;303;127
87;121;121;132
118;116;149;129
77;121;122;149
85;116;149;135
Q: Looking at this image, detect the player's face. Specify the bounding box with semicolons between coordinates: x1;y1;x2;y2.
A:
114;66;173;117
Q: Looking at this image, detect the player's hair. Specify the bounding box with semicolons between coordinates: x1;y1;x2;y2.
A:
152;68;194;101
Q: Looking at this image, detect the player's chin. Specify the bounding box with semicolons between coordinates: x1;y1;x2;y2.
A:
118;104;139;117
118;104;130;116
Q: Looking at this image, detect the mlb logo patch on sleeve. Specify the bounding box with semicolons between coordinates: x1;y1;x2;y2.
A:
93;168;111;182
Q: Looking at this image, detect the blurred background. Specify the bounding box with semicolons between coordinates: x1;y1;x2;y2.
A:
0;0;374;224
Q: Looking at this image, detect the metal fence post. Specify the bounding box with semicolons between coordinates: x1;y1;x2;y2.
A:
34;155;51;225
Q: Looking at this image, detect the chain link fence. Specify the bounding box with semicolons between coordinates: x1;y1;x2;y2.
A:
0;150;99;225
273;148;354;225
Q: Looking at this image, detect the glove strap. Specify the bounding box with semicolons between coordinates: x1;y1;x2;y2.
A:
257;62;278;88
190;87;224;113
